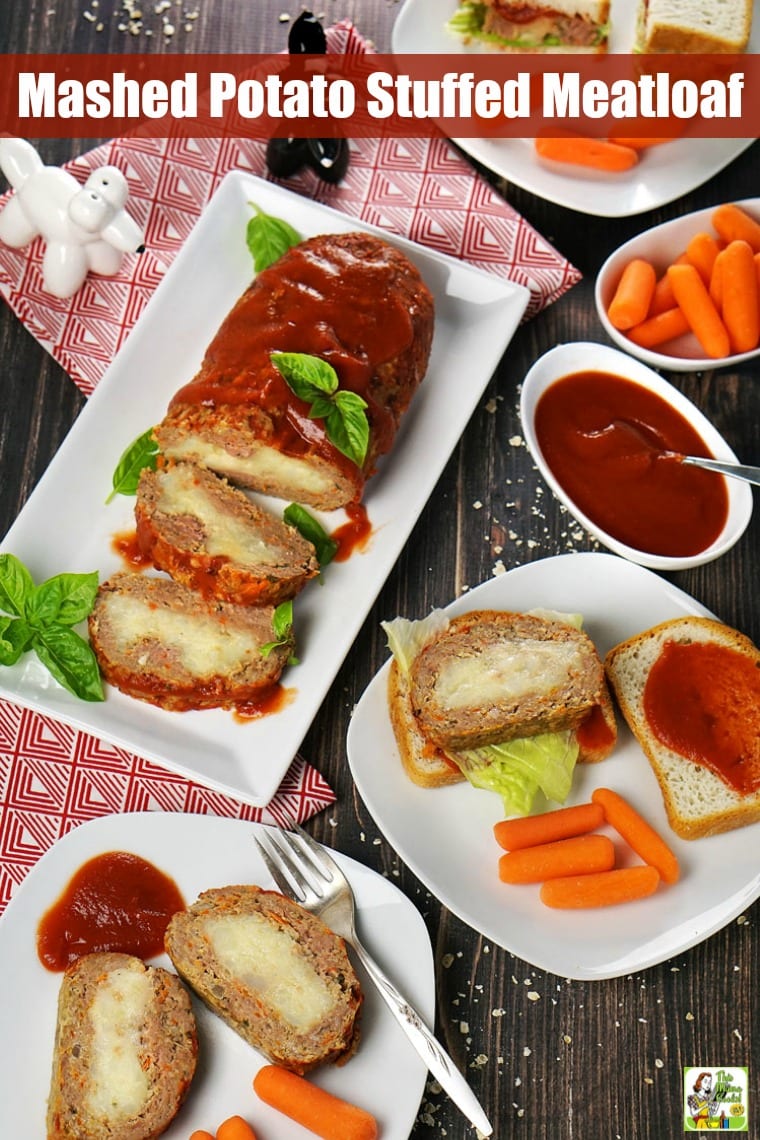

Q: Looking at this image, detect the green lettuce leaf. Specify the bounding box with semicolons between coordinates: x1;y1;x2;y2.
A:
452;731;579;817
381;610;449;676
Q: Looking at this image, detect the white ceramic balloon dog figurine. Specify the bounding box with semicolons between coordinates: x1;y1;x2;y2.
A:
0;138;145;299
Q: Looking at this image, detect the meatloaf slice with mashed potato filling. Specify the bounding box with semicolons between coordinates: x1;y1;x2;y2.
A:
155;231;434;510
409;610;605;751
46;952;197;1140
135;462;319;606
165;885;362;1074
88;572;294;711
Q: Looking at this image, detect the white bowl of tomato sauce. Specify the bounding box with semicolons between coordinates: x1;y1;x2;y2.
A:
520;342;753;571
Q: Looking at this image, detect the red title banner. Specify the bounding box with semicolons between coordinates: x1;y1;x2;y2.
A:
1;53;759;140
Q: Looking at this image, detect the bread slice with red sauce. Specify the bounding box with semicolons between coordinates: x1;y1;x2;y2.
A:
136;462;318;606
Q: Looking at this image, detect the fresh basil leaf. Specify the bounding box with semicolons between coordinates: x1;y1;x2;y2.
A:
0;617;32;666
283;504;338;568
271;352;338;402
27;571;99;628
0;553;35;618
272;352;370;468
31;624;104;702
260;600;298;661
327;390;370;467
106;427;159;504
246;205;301;273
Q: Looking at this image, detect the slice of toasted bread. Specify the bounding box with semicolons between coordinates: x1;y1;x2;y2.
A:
165;885;362;1074
136;462;319;606
605;616;760;839
47;952;197;1140
409;610;605;751
387;659;465;788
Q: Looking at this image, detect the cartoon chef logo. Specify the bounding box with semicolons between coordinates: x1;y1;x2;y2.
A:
683;1067;749;1131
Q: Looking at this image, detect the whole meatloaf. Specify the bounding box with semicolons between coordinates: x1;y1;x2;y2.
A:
165;885;362;1074
154;232;434;511
88;572;294;711
135;462;319;606
46;952;197;1140
409;610;605;751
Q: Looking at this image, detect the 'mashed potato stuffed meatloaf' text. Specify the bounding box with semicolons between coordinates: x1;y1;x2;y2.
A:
155;231;435;510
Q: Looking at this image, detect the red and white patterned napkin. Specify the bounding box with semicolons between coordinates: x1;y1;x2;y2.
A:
0;21;579;915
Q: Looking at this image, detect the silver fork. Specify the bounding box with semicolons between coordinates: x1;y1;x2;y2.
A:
254;822;493;1138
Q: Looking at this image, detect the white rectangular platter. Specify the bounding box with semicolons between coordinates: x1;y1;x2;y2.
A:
0;171;529;806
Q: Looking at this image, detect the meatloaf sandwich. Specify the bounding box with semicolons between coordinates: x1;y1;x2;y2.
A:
383;608;616;815
135;462;319;606
88;572;294;711
165;885;362;1073
448;0;610;51
155;232;434;511
47;952;197;1140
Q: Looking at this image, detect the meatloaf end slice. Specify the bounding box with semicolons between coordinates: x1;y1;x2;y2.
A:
165;884;362;1074
88;572;294;711
135;462;319;606
46;952;197;1140
410;610;605;750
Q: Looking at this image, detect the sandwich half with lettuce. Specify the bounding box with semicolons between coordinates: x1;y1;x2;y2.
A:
446;1;610;52
382;608;616;817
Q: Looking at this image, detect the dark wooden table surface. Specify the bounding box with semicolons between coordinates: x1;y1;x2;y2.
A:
1;3;758;1138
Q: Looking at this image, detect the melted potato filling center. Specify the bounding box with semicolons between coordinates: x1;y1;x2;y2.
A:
434;641;582;708
86;967;151;1119
205;914;335;1031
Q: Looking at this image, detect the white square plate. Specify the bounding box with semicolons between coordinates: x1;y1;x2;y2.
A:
0;171;529;806
348;553;760;979
0;812;434;1137
392;0;757;217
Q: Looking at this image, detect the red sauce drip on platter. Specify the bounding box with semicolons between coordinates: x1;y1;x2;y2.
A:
643;641;760;794
112;529;152;570
37;851;185;971
575;703;616;755
234;683;296;722
533;371;730;558
331;503;372;562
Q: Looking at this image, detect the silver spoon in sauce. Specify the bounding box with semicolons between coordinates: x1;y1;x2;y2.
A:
679;456;760;487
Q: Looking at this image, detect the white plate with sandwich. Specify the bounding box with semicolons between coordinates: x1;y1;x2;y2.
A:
392;0;757;217
0;812;435;1138
0;171;529;808
347;552;760;980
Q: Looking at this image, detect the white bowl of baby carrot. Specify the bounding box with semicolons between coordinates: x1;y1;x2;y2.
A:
595;198;760;372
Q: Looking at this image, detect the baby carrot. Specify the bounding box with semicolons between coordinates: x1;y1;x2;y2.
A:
494;802;604;851
607;258;657;330
534;134;639;173
253;1066;378;1140
720;239;760;353
498;834;615;884
667;263;731;358
685;231;721;285
712;202;760;252
648;273;677;316
540;866;660;909
709;249;725;310
189;1132;214;1140
216;1117;257;1140
591;787;680;885
626;306;690;350
606;136;678;149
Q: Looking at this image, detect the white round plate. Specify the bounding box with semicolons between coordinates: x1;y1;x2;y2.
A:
0;813;434;1137
348;553;760;980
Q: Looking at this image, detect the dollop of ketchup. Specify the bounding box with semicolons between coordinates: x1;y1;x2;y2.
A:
534;371;729;558
643;641;760;794
36;850;185;971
